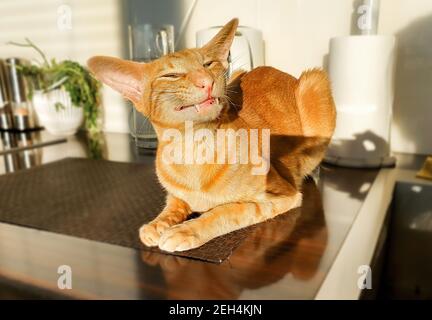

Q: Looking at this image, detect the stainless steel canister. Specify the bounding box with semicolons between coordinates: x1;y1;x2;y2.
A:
4;58;38;131
0;60;14;130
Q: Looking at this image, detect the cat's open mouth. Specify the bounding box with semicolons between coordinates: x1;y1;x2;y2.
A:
175;97;220;113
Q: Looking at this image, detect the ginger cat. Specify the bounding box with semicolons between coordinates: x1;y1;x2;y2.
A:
88;18;336;253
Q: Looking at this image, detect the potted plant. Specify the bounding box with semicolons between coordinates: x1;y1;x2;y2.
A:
8;38;101;136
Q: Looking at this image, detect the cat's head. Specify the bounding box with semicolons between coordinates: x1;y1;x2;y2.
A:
88;18;238;127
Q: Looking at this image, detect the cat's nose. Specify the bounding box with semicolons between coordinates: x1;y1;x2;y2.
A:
189;71;213;93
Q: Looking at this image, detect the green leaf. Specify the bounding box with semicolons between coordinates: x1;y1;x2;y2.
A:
8;39;102;133
54;102;65;111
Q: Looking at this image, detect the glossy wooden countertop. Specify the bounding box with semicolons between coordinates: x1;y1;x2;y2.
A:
0;130;378;299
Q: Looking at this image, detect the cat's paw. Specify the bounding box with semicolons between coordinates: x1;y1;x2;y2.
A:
141;251;188;270
139;219;171;247
158;223;202;252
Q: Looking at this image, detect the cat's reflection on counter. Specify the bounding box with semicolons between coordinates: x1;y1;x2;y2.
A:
139;178;327;299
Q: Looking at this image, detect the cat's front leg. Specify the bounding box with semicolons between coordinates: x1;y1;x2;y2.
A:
158;192;302;252
139;194;191;247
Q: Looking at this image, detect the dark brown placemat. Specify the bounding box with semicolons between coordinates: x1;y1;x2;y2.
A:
0;158;253;263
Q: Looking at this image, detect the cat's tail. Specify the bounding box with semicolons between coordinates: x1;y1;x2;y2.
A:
295;69;336;139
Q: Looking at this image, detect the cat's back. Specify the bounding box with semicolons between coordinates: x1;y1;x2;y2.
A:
242;66;298;87
237;66;302;134
234;66;335;139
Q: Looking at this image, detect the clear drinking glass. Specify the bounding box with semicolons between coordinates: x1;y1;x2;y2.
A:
128;24;174;149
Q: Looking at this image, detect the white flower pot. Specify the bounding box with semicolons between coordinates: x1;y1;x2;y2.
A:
32;89;84;136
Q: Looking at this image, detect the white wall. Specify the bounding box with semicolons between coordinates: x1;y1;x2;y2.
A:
379;0;432;154
1;0;431;154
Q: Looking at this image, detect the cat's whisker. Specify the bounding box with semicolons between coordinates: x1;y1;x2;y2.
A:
231;64;249;73
150;96;179;105
225;88;239;94
221;94;239;111
228;54;243;66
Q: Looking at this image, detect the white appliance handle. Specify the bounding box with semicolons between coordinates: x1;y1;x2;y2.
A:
236;31;254;69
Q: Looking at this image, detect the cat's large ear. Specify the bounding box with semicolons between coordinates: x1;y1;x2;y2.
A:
201;18;239;63
87;56;146;105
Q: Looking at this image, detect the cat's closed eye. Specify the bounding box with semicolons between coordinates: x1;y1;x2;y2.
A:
160;73;184;80
203;61;216;68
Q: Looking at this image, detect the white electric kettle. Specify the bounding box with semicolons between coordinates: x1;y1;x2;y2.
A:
196;26;265;75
